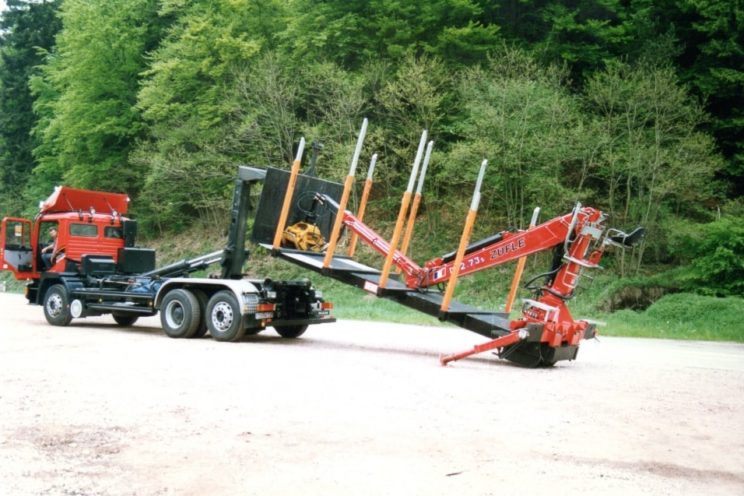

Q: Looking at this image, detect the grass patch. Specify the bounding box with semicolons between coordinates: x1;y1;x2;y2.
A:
599;293;744;342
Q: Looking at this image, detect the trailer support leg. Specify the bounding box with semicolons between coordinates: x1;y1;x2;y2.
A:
439;329;528;366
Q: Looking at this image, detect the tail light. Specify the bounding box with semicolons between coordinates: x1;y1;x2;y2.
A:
256;303;275;312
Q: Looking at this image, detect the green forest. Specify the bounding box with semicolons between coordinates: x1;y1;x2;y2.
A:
1;0;742;334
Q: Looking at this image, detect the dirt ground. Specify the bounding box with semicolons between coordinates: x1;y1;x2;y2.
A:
1;292;743;496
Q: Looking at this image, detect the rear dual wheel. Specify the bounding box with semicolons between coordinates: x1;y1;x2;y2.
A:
160;289;201;339
206;291;245;342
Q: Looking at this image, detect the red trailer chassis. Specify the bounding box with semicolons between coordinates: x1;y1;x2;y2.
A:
316;195;636;365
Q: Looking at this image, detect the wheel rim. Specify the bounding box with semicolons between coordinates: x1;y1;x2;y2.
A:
165;300;185;329
46;293;64;318
211;301;234;332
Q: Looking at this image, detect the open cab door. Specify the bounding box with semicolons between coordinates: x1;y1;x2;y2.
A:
1;217;36;280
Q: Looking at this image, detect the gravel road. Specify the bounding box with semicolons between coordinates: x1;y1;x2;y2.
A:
1;292;743;495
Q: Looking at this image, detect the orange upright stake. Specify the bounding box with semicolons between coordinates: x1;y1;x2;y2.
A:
378;130;427;289
398;140;433;265
272;137;306;251
347;153;377;257
439;159;487;314
504;207;541;313
323;118;368;269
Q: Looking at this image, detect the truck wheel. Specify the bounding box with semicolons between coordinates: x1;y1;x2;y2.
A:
112;313;139;327
43;285;72;326
274;324;308;339
191;289;209;338
206;290;245;342
160;289;201;338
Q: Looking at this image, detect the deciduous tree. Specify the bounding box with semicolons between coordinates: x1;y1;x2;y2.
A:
29;0;162;198
0;0;60;214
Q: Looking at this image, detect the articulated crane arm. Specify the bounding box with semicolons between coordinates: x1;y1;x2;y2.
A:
316;194;608;294
417;206;605;289
314;193;643;366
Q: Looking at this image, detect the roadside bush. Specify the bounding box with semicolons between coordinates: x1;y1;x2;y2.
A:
604;293;744;342
668;216;744;296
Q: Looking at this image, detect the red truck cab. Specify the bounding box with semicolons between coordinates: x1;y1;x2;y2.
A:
1;186;130;280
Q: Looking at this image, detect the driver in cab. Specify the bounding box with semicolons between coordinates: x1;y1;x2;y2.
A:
41;226;58;269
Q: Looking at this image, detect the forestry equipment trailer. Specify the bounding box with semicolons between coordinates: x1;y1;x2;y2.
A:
0;166;334;341
259;121;644;367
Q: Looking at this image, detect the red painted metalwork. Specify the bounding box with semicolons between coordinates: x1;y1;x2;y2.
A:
40;186;129;215
440;329;526;366
418;210;603;287
2;187;128;281
332;199;612;362
338;204;606;288
341;211;423;277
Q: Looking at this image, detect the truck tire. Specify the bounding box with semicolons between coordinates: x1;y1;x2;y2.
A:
191;289;209;338
274;324;308;339
43;285;73;327
206;290;245;342
112;313;139;327
160;289;201;338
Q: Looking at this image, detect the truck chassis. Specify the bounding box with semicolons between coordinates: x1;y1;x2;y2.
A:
1;167;334;341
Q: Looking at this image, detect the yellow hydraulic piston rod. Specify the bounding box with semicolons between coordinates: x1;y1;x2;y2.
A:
272;137;306;251
504;207;541;313
398;140;434;264
378;130;428;289
347;153;378;257
439;159;488;315
323;118;369;269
